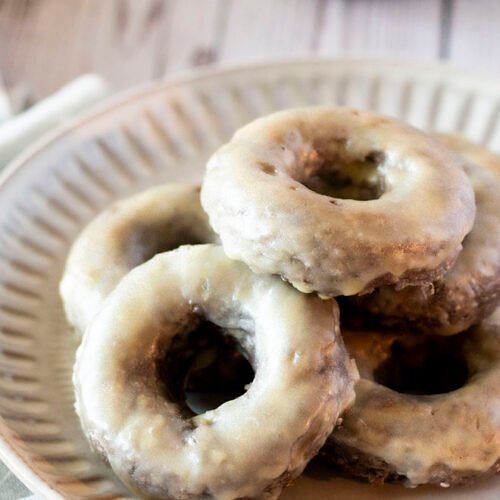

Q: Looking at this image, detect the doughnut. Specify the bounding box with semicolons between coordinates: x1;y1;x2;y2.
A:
73;244;358;499
439;133;500;176
201;107;476;297
60;183;216;335
320;315;500;487
345;134;500;335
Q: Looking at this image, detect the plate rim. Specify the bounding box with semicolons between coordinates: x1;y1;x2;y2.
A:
2;56;500;498
4;54;500;188
0;419;62;499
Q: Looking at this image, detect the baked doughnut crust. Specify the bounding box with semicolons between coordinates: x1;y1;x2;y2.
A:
321;314;500;487
74;245;358;499
60;183;216;335
347;134;500;335
201;107;475;297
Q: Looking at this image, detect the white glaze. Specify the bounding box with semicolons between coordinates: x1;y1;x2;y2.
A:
201;107;476;297
352;134;500;334
74;245;358;499
60;183;216;336
328;314;500;486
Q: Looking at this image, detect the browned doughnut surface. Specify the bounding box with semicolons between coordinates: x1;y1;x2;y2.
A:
60;183;216;336
74;245;358;499
346;135;500;335
320;313;500;487
201;107;475;297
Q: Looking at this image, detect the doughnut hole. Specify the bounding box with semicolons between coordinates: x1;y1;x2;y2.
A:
372;335;469;395
342;329;470;395
289;149;386;201
124;217;208;267
157;321;255;416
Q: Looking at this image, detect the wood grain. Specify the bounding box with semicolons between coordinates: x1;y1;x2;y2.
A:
220;0;320;62
0;0;172;96
0;0;498;99
341;0;442;58
162;0;225;72
448;0;500;71
315;0;345;54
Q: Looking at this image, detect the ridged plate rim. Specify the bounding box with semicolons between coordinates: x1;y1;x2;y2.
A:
1;57;500;499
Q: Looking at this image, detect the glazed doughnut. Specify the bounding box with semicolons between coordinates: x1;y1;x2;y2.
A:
320;315;500;487
60;183;216;335
201;107;476;297
439;133;500;176
346;134;500;335
74;245;358;499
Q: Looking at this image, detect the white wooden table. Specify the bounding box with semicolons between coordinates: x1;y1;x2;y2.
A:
0;0;500;99
0;0;499;498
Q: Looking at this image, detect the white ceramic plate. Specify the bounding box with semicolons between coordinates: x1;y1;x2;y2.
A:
1;59;500;499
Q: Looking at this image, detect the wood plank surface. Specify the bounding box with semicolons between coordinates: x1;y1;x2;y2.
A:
0;1;499;99
162;0;225;72
335;0;443;58
220;0;319;62
448;0;500;71
0;0;172;96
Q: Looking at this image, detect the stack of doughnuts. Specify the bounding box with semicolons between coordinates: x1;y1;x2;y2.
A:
61;106;500;498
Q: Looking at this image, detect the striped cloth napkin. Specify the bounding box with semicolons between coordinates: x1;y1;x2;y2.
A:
0;72;110;500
